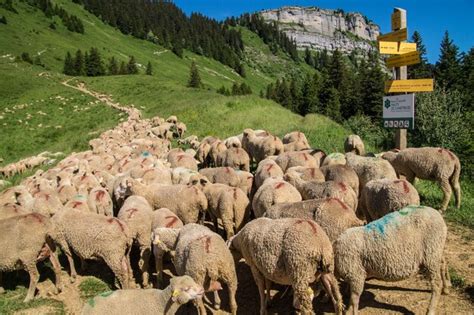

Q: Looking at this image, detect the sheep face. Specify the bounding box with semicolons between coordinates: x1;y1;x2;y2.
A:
170;275;204;304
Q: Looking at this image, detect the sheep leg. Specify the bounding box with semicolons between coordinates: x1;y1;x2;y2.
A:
427;267;442;315
264;279;272;307
63;246;78;283
221;215;235;240
320;273;343;315
226;279;238;315
347;279;364;315
153;247;164;288
104;255;129;289
46;242;63;295
139;246;151;288
213;290;221;310
194;297;207;315
24;263;40;302
0;272;4;294
450;176;461;209
439;180;452;212
249;265;267;315
441;257;451;295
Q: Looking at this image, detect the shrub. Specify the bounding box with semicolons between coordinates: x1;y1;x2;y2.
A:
343;114;392;152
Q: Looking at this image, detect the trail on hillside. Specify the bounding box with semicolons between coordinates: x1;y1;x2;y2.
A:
61;78;141;119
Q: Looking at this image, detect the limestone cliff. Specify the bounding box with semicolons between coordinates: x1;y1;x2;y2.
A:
260;6;380;53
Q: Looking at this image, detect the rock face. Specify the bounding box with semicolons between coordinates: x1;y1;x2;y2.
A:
260;6;380;53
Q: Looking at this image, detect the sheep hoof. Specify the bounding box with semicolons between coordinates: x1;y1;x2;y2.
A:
442;287;450;295
214;303;221;310
70;276;76;284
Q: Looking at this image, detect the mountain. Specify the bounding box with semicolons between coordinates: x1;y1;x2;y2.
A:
260;6;380;53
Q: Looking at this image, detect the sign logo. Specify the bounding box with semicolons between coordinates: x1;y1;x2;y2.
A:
384;99;391;109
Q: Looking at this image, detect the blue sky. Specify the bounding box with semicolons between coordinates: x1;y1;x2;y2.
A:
174;0;473;63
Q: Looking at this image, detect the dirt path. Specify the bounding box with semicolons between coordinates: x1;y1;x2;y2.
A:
31;223;473;315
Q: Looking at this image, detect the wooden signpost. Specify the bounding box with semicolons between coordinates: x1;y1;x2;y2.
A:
378;8;434;150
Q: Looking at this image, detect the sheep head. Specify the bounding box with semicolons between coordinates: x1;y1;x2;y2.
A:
169;275;204;304
152;227;179;252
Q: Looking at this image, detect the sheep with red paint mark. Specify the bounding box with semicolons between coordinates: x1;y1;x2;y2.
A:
191;176;250;239
265;198;365;242
50;208;132;288
229;217;343;315
151;208;184;286
320;164;360;196
88;187;113;216
345;152;397;192
216;147;250;172
167;151;198;171
199;167;252;196
252;178;302;218
0;202;30;220
358;178;420;222
153;224;238;315
275;150;319;172
117;195;154;288
254;159;284;190
285;166;325;183
0;213;63;302
125;178;207;224
344;135;365;156
382;147;461;212
284;171;358;211
334;205;450;315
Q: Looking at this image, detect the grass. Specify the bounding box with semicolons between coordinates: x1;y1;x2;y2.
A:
0;287;65;315
449;267;467;289
78;277;111;301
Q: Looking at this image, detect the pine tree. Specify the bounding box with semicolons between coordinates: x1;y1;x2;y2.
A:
145;61;153;75
187;61;201;88
86;47;105;76
408;31;432;79
108;57;119;75
325;88;342;122
304;47;314;67
63;51;75;75
461;48;474;111
231;82;241;95
74;49;85;76
435;31;461;90
119;61;128;75
360;52;385;117
127;56;139;74
301;73;321;115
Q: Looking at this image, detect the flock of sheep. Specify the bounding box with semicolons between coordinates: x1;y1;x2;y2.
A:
0;110;463;315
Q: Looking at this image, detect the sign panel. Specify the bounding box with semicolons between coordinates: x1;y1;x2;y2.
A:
377;28;407;42
385;79;434;93
391;10;403;30
379;42;417;55
386;51;420;68
383;94;415;129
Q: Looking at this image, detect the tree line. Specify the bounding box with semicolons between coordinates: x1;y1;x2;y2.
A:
72;0;245;75
63;48;149;76
28;0;84;33
228;13;299;61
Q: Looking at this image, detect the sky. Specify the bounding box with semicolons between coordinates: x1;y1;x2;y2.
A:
174;0;473;63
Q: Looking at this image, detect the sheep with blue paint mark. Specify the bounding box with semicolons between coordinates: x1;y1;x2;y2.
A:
334;205;450;315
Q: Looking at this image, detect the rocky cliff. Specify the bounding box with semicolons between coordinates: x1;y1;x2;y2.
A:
260;6;380;53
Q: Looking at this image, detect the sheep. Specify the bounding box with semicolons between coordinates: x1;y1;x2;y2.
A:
196;142;212;167
241;129;284;163
216;147;250;171
252;178;302;218
344;135;365;156
171;167;199;185
334;205;450;315
199;167;240;189
177;135;199;146
265;198;365;242
345;152;397;192
235;170;254;196
151;122;174;140
151;208;184;286
167;152;198;171
166;115;178;125
0;213;63;302
299;149;327;167
285;166;325;183
175;121;187;138
117;195;154;288
153;224;238;315
321;152;346;167
50;209;132;288
229;217;343;315
125;179;208;224
358;179;420;222
82;275;204;315
282;131;310;152
275;151;319;172
31;189;63;217
209;140;227;166
193;176;250;239
56;176;78;204
224;136;242;149
0;202;29;220
382;147;461;211
254;159;284;190
284;172;358;211
88;187;113;216
320;164;360;196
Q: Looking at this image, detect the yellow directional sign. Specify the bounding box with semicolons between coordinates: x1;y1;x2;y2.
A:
386;51;420;68
377;28;408;42
385;79;434;93
379;42;417;55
